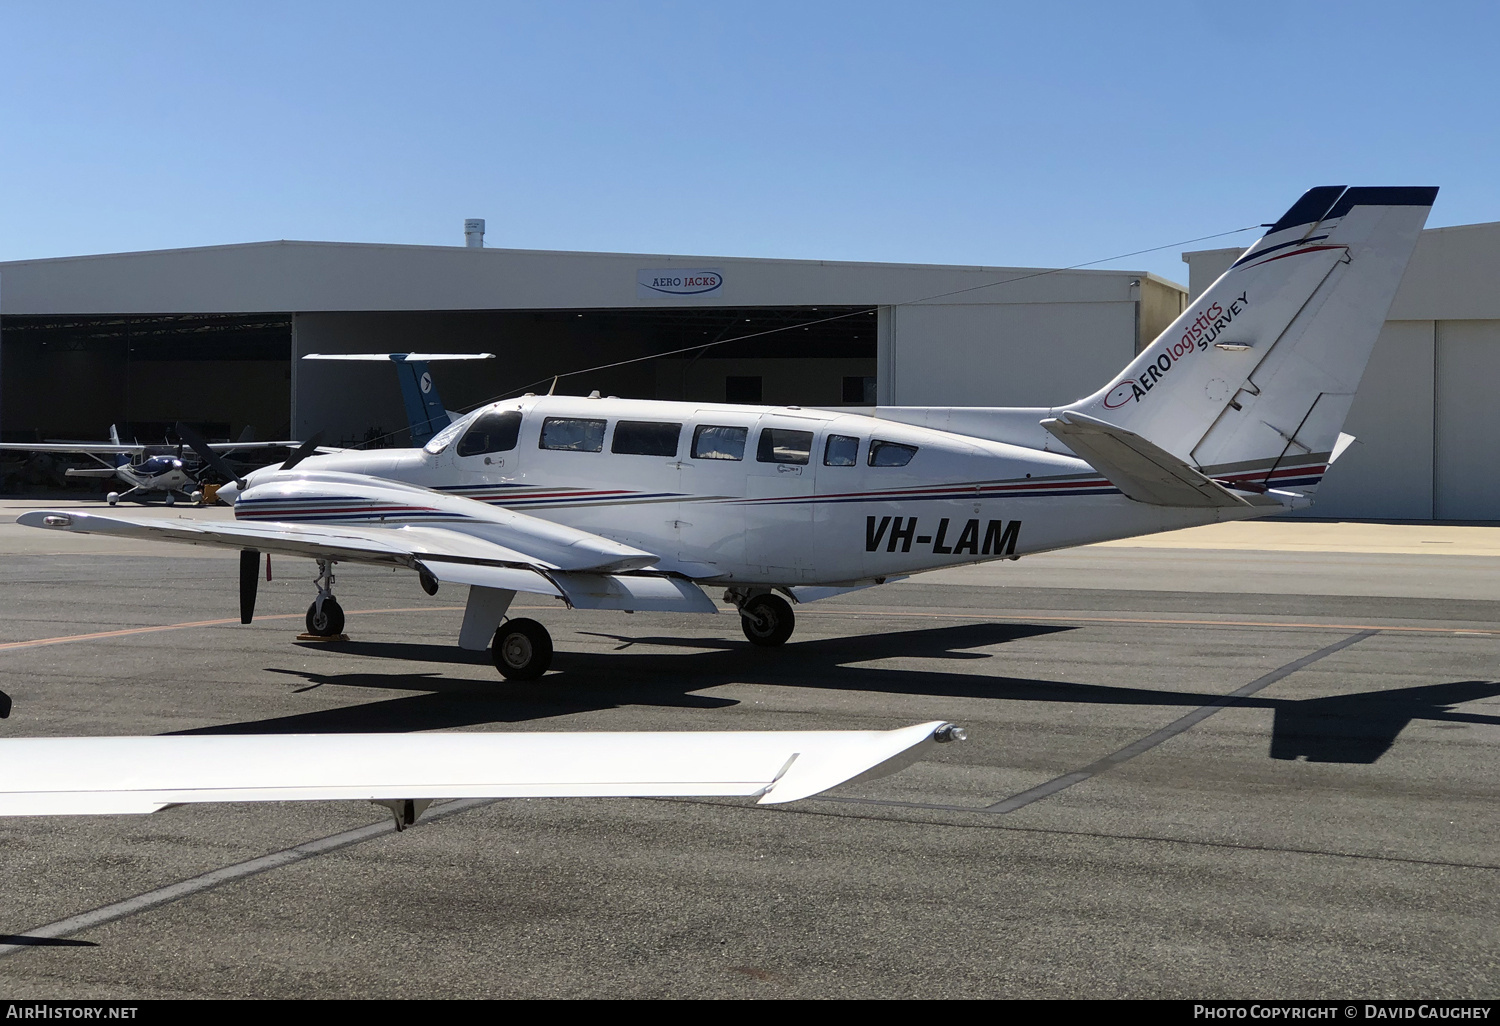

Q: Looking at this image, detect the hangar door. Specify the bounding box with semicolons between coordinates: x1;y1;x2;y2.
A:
1434;319;1500;520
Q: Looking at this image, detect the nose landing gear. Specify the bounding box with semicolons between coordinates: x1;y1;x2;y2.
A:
304;560;345;637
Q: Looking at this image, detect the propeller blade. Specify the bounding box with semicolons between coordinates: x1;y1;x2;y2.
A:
175;421;246;488
239;549;259;624
280;432;323;471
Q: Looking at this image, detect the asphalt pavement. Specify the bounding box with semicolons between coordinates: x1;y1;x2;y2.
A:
0;501;1494;998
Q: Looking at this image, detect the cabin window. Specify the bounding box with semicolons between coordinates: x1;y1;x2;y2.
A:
757;428;813;465
868;439;918;467
691;425;747;461
540;417;606;452
612;420;681;457
456;411;523;457
824;434;859;467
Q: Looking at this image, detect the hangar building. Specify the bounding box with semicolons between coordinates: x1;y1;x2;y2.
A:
0;235;1181;451
1184;219;1500;522
6;216;1494;523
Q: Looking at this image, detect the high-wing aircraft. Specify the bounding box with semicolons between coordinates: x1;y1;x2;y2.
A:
0;721;965;826
22;187;1438;680
301;352;495;446
0;425;297;505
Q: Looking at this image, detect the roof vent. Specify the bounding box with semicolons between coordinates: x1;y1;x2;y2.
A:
464;219;485;248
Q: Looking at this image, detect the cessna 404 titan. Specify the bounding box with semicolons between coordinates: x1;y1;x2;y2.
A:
22;186;1437;680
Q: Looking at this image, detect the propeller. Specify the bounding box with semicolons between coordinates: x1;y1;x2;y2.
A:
239;549;259;624
280;432;324;471
175;421;247;488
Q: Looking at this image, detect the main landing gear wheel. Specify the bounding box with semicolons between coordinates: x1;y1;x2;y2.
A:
492;618;553;680
305;597;345;637
740;594;795;647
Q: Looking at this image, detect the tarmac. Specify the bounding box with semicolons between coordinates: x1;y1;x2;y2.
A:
0;498;1495;998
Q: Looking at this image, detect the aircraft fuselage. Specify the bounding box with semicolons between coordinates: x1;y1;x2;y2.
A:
229;395;1262;586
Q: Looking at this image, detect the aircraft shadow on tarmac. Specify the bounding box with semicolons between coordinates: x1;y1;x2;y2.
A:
175;622;1500;765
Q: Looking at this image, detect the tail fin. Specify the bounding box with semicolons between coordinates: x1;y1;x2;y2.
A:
301;353;495;445
107;424;128;468
1069;186;1436;493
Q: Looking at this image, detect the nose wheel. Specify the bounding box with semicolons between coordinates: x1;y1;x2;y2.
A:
305;596;345;636
492;618;553;680
303;559;345;637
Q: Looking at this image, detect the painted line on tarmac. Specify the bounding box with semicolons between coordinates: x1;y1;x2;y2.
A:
0;798;497;960
984;629;1380;814
803;607;1497;635
0;607;467;653
814;630;1384;817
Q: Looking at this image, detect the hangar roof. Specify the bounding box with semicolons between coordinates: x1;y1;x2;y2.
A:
0;240;1181;316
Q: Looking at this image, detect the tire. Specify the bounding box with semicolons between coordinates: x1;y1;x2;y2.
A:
492;618;553;680
740;594;795;647
305;597;345;637
164;494;175;506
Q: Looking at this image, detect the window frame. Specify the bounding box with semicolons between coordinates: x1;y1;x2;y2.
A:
756;427;814;466
610;420;683;458
867;439;919;467
455;410;524;458
691;424;749;461
539;416;608;453
823;433;860;467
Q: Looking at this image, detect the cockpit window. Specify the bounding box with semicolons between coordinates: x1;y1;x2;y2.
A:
757;428;812;465
868;440;918;467
824;434;859;467
457;411;523;457
540;417;606;452
423;411;476;454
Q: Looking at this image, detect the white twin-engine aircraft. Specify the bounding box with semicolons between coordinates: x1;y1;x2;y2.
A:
22;186;1437;680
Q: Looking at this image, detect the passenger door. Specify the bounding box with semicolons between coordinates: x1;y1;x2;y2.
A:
742;414;819;578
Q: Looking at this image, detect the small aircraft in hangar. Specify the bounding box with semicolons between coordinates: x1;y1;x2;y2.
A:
0;425;297;505
23;187;1437;680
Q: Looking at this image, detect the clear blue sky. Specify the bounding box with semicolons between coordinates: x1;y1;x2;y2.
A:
1;1;1494;283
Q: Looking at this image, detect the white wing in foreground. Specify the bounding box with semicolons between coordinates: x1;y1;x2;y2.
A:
0;722;964;816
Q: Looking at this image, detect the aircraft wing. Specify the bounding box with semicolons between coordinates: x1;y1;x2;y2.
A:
16;506;713;610
1040;412;1282;509
0;442;145;455
0;722;962;815
206;440;300;451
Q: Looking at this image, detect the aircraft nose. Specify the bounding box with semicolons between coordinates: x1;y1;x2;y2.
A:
216;481;240;505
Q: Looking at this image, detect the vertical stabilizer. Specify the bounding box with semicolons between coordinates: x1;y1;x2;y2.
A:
300;353;495;446
1065;187;1436;492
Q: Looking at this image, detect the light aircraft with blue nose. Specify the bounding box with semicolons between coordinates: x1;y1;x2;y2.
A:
22;187;1438;681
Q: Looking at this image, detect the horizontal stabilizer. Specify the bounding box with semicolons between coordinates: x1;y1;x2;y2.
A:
0;723;963;815
301;353;496;362
1041;412;1278;508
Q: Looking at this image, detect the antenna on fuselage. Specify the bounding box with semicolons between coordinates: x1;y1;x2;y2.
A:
547;376;558;395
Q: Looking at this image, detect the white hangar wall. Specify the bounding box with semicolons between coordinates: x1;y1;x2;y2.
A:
1184;221;1500;522
880;301;1136;408
0;240;1183;447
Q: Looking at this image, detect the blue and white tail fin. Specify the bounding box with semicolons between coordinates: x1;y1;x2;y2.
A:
1064;186;1436;494
300;352;495;445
